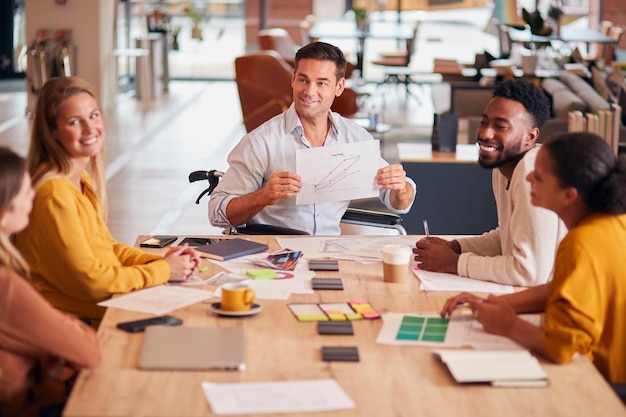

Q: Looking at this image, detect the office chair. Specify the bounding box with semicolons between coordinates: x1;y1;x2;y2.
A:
582;20;612;63
234;51;293;132
234;51;360;131
258;28;355;78
602;26;624;67
371;22;421;104
189;170;406;236
331;87;359;118
497;23;512;59
299;14;318;44
258;28;300;67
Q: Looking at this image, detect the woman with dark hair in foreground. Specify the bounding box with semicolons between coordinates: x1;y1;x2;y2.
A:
441;132;626;383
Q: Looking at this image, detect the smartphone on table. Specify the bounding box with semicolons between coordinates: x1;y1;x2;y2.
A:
116;315;183;333
139;235;178;248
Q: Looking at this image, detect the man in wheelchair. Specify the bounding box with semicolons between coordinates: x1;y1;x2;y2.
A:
208;42;416;235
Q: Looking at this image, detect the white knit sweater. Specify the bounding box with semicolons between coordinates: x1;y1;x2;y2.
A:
456;147;567;286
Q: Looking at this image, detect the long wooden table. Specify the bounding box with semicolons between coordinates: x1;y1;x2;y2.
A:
63;235;626;417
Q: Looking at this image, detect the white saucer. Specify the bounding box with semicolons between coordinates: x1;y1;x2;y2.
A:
209;302;262;317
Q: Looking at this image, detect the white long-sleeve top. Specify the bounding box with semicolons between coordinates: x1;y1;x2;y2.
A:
456;147;567;286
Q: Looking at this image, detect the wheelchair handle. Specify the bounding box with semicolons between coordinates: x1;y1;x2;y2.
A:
189;170;225;204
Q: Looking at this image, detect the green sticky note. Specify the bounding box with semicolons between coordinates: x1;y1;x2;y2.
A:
246;269;279;280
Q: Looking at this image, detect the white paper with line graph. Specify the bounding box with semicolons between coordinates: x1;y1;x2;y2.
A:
295;140;380;205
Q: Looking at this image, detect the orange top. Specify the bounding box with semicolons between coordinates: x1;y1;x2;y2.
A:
0;266;101;417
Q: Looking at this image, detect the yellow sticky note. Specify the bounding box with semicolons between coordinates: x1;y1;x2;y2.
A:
246;269;279;280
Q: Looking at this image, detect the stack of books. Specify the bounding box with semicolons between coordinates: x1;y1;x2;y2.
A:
568;103;621;155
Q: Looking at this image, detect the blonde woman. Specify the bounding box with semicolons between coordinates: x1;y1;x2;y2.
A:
0;147;101;417
14;77;200;326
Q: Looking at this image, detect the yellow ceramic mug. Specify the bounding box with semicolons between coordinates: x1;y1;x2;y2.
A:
221;282;256;312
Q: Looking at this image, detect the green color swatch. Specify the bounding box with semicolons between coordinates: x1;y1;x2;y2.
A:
396;316;449;342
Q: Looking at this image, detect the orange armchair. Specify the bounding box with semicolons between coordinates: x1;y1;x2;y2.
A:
235;50;360;130
234;51;294;132
258;28;300;67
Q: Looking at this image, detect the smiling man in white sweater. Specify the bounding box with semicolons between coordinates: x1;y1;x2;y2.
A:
413;79;566;286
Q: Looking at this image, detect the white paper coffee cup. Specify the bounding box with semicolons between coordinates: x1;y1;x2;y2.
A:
381;244;411;283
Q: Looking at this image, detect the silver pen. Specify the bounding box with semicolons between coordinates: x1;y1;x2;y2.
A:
423;219;430;237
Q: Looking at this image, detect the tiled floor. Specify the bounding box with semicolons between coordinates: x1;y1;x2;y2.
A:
0;7;501;244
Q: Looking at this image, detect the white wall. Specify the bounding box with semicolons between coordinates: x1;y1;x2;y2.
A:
25;0;116;113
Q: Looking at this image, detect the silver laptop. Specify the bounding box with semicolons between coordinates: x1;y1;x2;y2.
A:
138;326;246;371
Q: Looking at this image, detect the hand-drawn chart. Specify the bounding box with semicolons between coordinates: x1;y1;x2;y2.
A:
314;155;360;192
296;141;380;205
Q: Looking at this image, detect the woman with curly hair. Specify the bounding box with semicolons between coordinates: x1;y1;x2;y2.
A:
442;132;626;384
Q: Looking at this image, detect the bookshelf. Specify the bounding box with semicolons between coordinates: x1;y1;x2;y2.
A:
568;103;622;155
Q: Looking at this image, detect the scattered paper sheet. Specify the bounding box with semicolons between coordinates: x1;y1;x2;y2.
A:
413;268;514;294
201;379;355;415
207;269;314;300
296;141;380;205
97;285;213;315
276;235;416;262
447;313;542;350
376;312;541;350
212;275;313;300
165;272;238;287
339;235;415;262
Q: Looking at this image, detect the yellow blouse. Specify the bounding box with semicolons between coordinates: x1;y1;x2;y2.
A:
14;172;170;322
543;213;626;383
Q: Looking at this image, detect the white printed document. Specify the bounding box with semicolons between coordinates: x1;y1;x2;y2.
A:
97;285;213;315
295;140;380;205
201;379;355;415
413;268;514;294
277;235;415;262
377;312;542;350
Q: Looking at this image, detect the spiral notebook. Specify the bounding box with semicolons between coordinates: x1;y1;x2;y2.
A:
138;326;246;371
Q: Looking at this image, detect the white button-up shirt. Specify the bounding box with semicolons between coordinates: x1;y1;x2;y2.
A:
209;104;416;235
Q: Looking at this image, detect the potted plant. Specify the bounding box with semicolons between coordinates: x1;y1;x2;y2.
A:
171;26;181;50
183;5;203;41
353;7;368;32
521;0;552;36
548;3;564;37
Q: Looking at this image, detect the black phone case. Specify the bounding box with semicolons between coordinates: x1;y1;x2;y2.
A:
178;237;222;247
116;315;183;333
140;235;178;248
